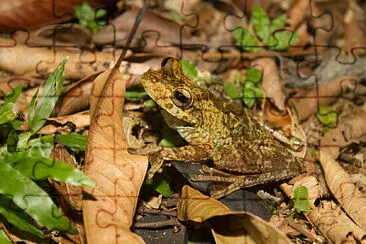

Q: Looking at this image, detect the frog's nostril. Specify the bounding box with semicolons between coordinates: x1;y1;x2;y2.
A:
161;57;173;67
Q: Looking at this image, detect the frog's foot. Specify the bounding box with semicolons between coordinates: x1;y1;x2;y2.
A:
146;151;165;180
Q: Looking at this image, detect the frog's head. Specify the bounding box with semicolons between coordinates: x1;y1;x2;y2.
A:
141;57;209;127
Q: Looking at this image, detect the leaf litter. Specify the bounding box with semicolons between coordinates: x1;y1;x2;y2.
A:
0;0;366;243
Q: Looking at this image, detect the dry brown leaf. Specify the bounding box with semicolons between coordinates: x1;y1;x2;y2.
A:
0;39;131;80
0;76;44;94
178;185;292;244
55;72;100;116
290;76;360;121
307;207;366;243
0;0;111;31
320;107;366;159
93;9;192;47
51;144;85;244
252;58;286;111
319;151;366;230
82;68;148;243
47;111;90;129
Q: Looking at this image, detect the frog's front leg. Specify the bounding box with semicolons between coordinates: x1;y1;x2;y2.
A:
129;144;213;179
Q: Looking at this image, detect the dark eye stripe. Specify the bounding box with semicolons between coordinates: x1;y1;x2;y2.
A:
161;57;173;67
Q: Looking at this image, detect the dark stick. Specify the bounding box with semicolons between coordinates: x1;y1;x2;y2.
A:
114;0;150;69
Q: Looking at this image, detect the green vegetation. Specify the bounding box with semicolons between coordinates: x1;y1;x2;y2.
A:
317;105;337;134
74;2;107;33
233;3;299;52
293;186;311;213
0;60;95;240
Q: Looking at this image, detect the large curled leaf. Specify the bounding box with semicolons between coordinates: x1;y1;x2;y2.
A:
83;68;148;243
178;185;292;243
0;161;76;233
28;59;66;133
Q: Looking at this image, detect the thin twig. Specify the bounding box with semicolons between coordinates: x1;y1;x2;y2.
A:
286;217;325;243
133;219;181;229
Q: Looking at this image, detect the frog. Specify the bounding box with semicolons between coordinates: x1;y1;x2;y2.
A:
128;57;306;198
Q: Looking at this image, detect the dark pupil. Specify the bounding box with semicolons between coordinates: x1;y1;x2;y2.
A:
174;91;188;104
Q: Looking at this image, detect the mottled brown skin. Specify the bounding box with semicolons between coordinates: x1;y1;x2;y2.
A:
132;57;305;198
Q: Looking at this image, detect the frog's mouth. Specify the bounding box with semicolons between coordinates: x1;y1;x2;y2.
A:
160;110;192;129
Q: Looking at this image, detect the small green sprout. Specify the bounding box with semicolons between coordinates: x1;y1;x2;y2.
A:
74;2;107;33
293;186;311;213
234;3;299;52
317;106;337;134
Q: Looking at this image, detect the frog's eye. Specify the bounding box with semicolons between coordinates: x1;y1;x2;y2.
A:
161;57;173;67
171;89;193;109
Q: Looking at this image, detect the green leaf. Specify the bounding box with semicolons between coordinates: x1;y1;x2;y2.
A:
293;186;310;213
0;161;76;233
266;31;299;51
28;59;66;133
143;99;156;109
170;10;185;23
5;84;23;104
10;157;96;188
58;133;87;152
0;103;16;124
145;176;173;198
245;68;262;83
88;21;100;33
233;28;259;52
159;139;177;148
6;131;18;153
317;106;337;128
0;195;44;238
269;14;286;33
125;91;147;101
74;2;95;21
224;82;242;99
0;229;12;244
154;179;173;198
252;3;270;41
95;8;107;19
242;88;256;108
180;59;197;79
159;126;186;148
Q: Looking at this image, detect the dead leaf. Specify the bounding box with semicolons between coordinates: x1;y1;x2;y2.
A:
320;107;366;159
252;58;286;111
307;206;366;243
82;68;148;243
290;76;360;121
0;0;112;31
319;151;366;230
51;144;85;244
0;38;131;80
47;111;90;129
177;185;292;244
